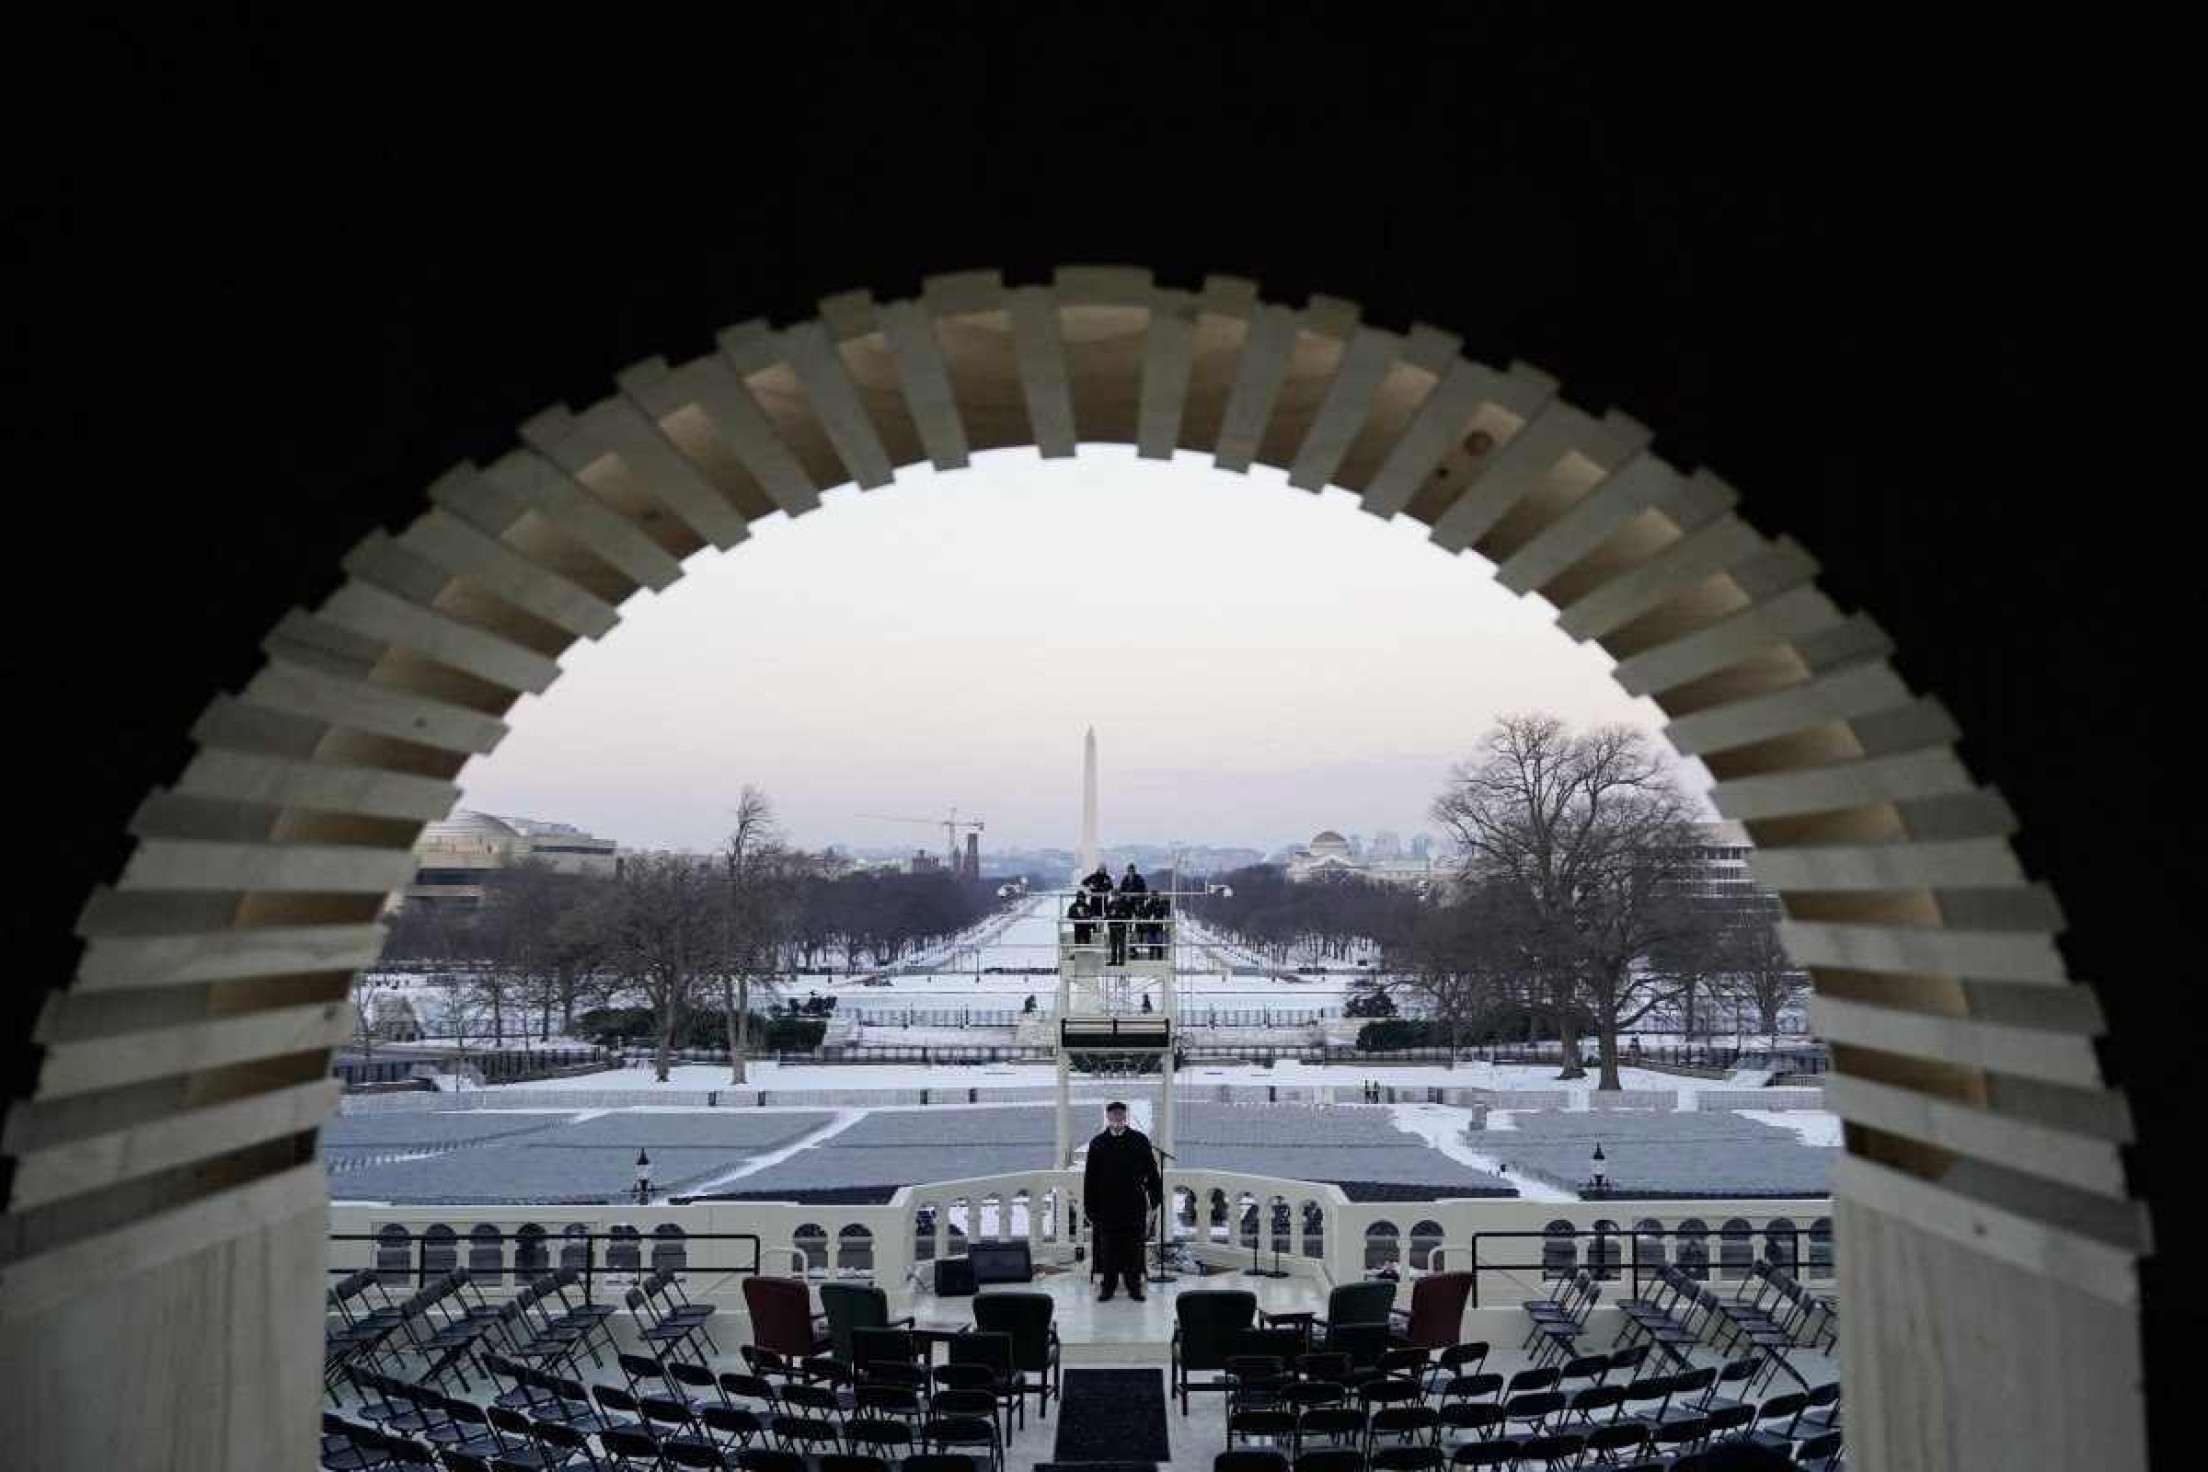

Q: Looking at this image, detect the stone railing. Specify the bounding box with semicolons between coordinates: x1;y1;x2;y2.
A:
332;1167;1832;1324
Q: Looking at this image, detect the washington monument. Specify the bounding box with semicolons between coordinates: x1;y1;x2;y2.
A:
1079;726;1099;873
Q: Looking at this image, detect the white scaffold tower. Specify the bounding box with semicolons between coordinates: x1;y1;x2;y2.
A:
1051;884;1217;1168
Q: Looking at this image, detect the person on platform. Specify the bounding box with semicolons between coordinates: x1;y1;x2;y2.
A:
1068;892;1096;946
1082;864;1115;894
1139;892;1169;958
1082;1100;1161;1302
1112;866;1148;963
1106;891;1133;964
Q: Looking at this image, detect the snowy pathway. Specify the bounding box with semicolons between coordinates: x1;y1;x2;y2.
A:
1387;1102;1579;1202
670;1108;870;1197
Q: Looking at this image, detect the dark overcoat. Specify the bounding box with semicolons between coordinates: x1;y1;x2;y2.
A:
1083;1126;1162;1229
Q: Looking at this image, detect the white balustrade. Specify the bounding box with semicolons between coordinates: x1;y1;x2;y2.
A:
330;1171;1834;1324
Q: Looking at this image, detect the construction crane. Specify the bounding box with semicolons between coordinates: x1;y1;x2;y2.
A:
856;807;985;877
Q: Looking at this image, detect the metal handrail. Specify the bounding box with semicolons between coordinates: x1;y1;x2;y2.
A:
328;1228;763;1305
1462;1223;1822;1308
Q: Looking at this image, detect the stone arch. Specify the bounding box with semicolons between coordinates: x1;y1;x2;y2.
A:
651;1223;688;1273
606;1224;643;1274
1299;1199;1325;1259
419;1222;458;1276
373;1223;411;1285
515;1223;548;1278
793;1222;828;1276
1809;1217;1835;1279
913;1199;941;1261
1171;1185;1197;1241
1633;1217;1668;1272
4;263;2147;1467
1208;1188;1230;1242
1718;1218;1754;1280
468;1222;504;1281
838;1223;874;1273
556;1223;589;1273
1542;1219;1577;1280
1588;1218;1621;1281
1364;1220;1400;1271
1764;1217;1799;1276
1269;1194;1293;1256
1676;1218;1711;1281
1408;1217;1445;1271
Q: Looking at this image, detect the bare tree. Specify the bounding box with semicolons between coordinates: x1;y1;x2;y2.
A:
1381;878;1546;1051
478;861;612;1041
384;900;491;1077
719;787;805;1085
606;850;718;1082
1432;713;1707;1088
1716;921;1810;1047
1643;886;1739;1042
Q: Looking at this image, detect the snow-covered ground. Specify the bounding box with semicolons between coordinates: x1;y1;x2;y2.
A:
370;898;1362;1023
468;1054;1804;1102
1737;1110;1844;1147
380;894;1834;1206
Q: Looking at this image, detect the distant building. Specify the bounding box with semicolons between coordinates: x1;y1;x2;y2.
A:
1285;829;1441;887
1675;820;1778;923
398;810;619;908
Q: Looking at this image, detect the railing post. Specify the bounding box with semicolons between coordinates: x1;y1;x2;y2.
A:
1468;1234;1480;1308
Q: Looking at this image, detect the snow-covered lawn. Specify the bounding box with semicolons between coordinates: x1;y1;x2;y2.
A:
470;1060;1067;1092
1180;1058;1777;1099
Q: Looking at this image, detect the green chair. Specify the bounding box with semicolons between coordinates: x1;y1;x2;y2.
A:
1263;1279;1397;1354
974;1291;1062;1423
821;1282;914;1365
1172;1289;1258;1415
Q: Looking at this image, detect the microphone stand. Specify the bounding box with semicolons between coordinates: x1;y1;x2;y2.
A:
1148;1144;1177;1285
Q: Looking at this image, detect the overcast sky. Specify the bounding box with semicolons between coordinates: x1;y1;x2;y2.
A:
455;447;1706;855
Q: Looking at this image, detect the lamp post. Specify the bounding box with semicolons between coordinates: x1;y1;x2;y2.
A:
1586;1142;1608;1199
634;1149;653;1205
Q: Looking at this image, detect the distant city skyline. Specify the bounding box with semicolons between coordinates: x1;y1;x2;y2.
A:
453;448;1709;854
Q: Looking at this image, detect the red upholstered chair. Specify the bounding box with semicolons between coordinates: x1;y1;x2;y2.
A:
1391;1272;1473;1350
743;1275;831;1360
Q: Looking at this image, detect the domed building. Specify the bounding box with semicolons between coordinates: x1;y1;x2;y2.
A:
398;809;618;908
1307;830;1353;861
1287;827;1442;888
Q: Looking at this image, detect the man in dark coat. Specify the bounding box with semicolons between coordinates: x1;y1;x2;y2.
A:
1082;864;1114;893
1082;1101;1161;1301
1117;863;1147;895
